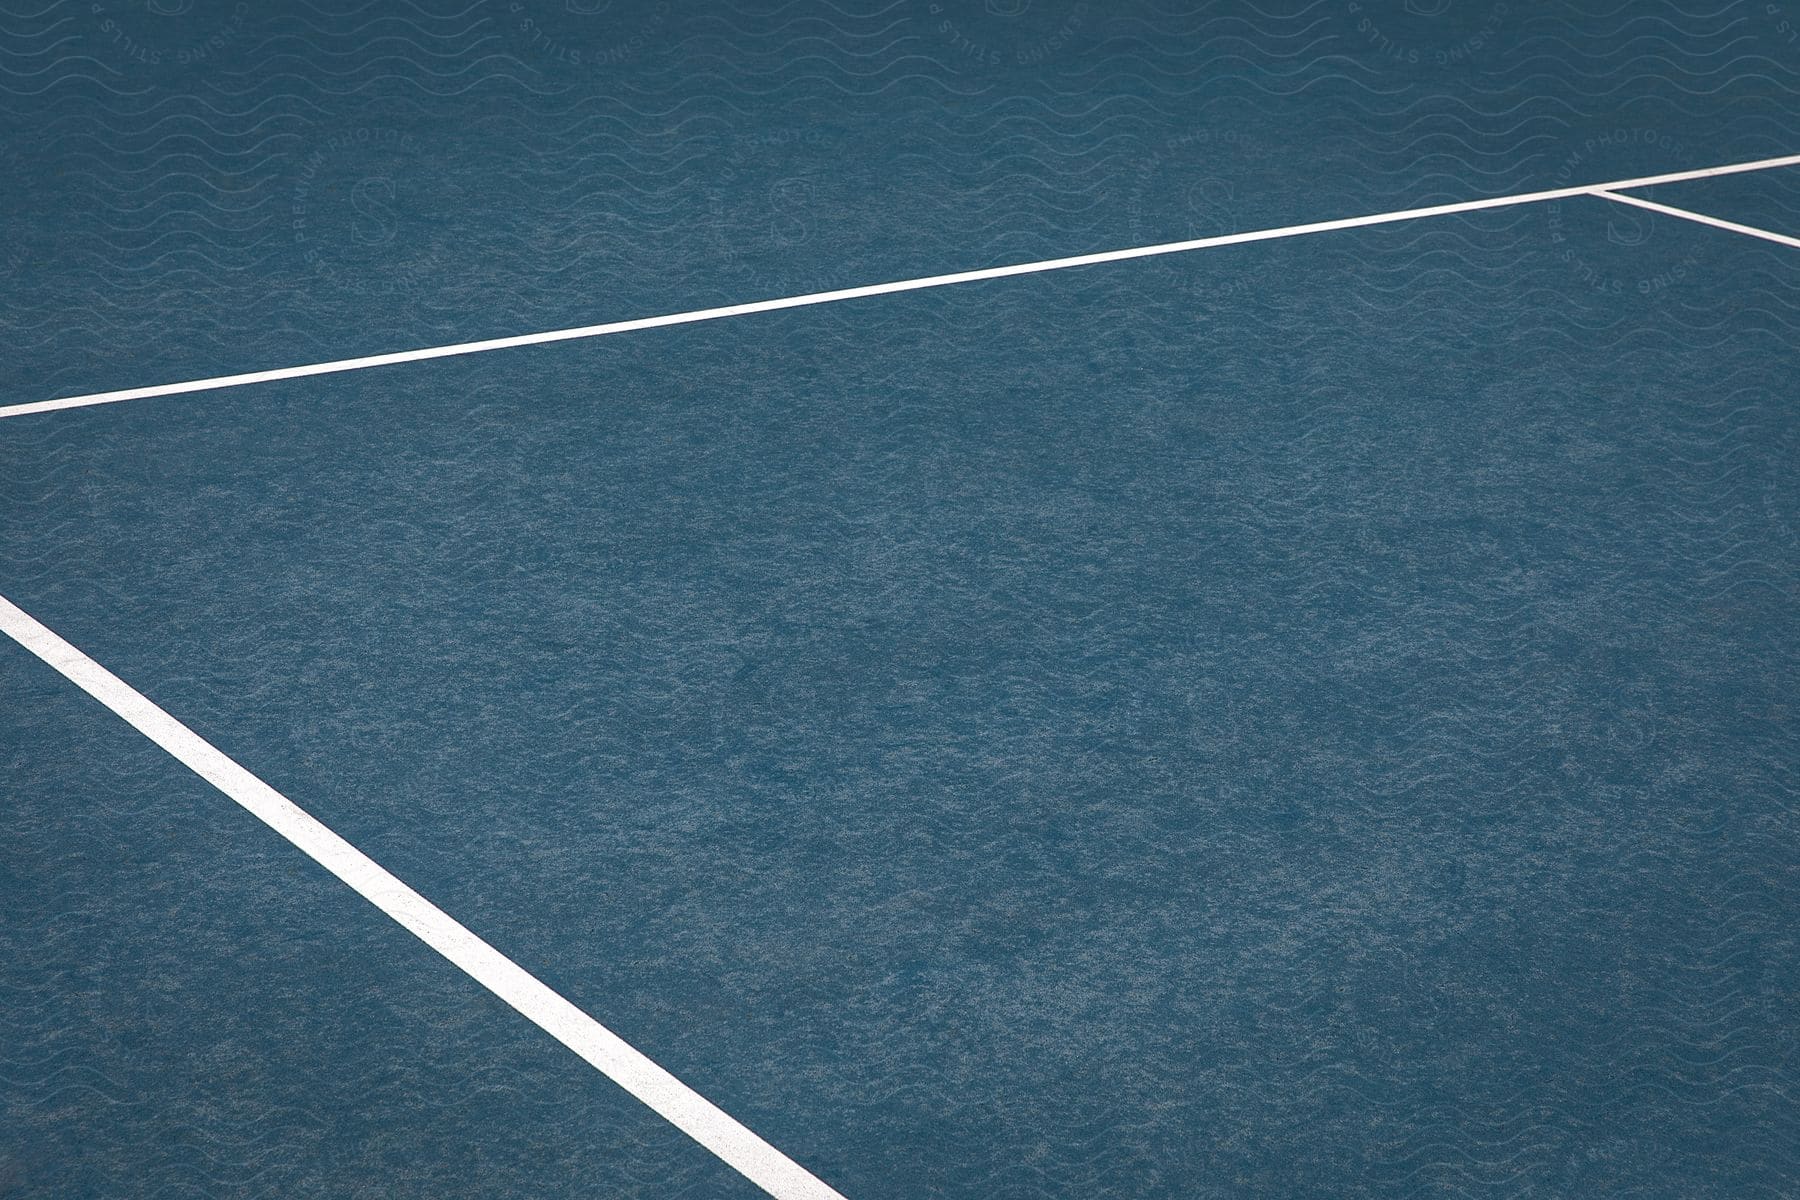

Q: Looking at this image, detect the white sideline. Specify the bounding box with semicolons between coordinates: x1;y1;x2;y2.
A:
0;592;848;1200
1592;189;1800;250
2;152;1797;421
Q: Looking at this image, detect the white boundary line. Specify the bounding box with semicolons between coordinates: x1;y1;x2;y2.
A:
0;592;848;1200
1592;189;1800;250
2;152;1797;422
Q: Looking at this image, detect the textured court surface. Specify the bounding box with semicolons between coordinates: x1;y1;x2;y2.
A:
2;4;1799;1199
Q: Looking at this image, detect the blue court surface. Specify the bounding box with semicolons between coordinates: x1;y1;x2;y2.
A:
2;4;1798;1198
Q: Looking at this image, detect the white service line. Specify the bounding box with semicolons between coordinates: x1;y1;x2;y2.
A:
0;592;848;1200
1590;189;1800;250
4;151;1798;422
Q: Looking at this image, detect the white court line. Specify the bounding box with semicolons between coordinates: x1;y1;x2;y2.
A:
2;151;1797;422
1592;189;1800;250
0;592;848;1200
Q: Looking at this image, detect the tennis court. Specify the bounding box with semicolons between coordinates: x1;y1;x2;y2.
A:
3;4;1797;1198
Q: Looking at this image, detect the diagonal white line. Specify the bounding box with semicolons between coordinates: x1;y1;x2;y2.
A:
3;151;1798;422
0;592;848;1200
1589;188;1800;250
